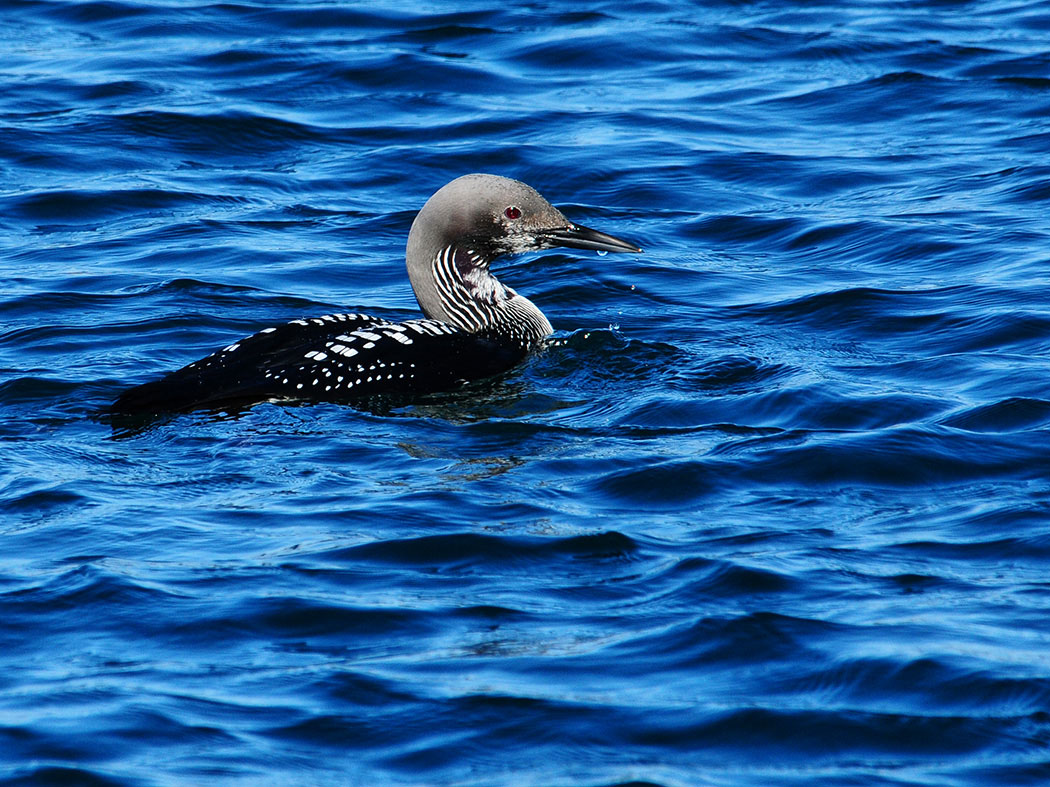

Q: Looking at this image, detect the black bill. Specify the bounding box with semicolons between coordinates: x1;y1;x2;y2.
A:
544;222;643;254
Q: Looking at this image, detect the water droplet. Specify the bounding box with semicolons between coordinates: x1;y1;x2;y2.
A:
596;250;608;257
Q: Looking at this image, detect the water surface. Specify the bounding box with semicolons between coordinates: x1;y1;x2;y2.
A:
3;1;1050;784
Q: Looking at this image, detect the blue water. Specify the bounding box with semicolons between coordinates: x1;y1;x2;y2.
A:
4;0;1050;784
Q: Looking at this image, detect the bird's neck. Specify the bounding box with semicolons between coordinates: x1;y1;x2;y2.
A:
413;243;552;348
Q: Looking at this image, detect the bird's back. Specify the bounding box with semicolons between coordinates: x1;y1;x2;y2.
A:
109;313;528;413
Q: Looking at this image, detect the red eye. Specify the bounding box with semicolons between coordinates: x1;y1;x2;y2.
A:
504;206;521;220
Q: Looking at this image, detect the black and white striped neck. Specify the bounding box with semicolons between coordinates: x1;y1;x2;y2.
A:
429;244;553;350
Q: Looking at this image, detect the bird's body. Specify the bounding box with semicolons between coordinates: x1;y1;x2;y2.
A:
110;174;640;413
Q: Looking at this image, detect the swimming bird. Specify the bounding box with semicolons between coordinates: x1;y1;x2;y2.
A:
110;174;642;413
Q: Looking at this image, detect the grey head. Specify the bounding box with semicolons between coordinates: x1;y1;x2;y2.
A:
405;174;641;338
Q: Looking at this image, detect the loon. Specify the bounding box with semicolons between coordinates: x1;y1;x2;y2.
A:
110;174;642;413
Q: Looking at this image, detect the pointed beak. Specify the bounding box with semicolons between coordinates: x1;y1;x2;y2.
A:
542;222;643;254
